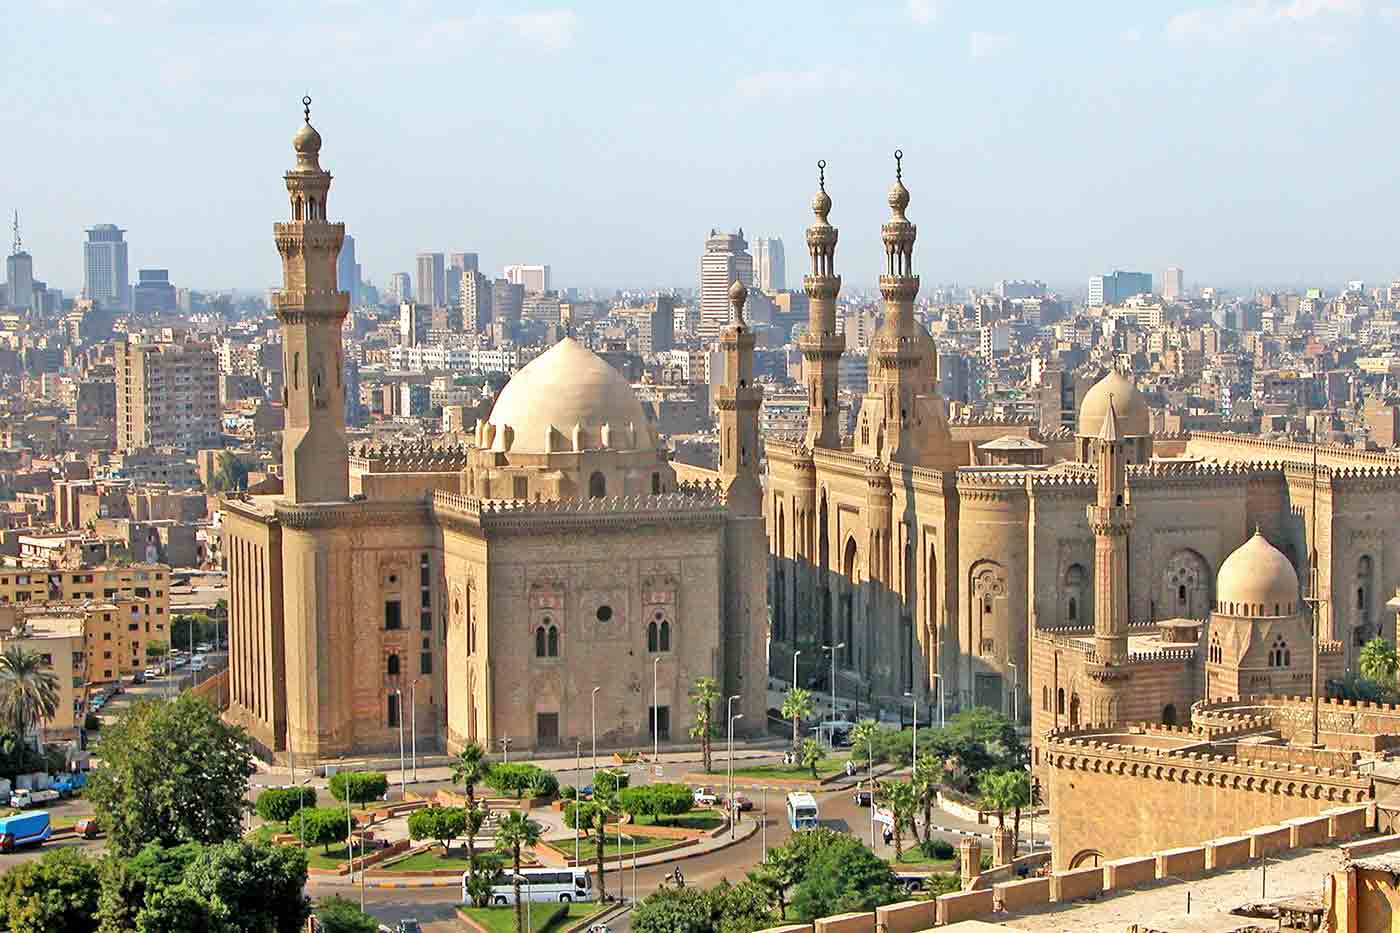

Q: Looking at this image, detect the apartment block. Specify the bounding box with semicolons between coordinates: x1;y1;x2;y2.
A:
116;333;220;451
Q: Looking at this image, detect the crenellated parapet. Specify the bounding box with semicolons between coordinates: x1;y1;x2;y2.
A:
432;488;727;534
1189;430;1400;468
350;440;475;474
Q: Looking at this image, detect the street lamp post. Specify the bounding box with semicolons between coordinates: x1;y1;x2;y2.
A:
866;729;876;849
761;785;768;860
933;672;945;729
905;690;918;766
410;679;418;783
1007;661;1019;724
822;642;845;736
792;649;801;689
574;739;582;863
395;688;406;800
591;686;600;790
652;657;661;764
727;695;742;838
501;737;511;765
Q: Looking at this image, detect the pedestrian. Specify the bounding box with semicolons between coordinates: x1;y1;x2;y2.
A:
883;826;893;847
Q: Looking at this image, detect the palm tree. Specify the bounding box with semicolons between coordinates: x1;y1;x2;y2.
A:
0;646;59;746
586;793;617;902
849;718;880;768
781;687;814;758
978;769;1032;855
1360;638;1399;688
799;738;823;779
879;779;919;861
689;677;719;774
452;742;492;887
494;810;543;933
911;753;941;846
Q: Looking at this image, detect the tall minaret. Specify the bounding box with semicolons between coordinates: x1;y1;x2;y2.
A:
1088;398;1133;665
717;278;763;514
800;161;843;449
852;151;952;469
274;97;349;504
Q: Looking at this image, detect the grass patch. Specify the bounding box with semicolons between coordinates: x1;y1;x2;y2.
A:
381;848;474;872
244;824;285;845
458;901;604;933
303;845;355;871
887;850;957;870
726;757;847;780
550;834;675;861
631;811;723;831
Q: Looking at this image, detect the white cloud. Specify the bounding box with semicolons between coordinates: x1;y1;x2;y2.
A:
908;0;944;26
1166;0;1369;48
503;9;581;53
968;31;1017;60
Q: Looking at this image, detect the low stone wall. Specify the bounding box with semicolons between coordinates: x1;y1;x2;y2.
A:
1341;834;1400;859
1155;846;1206;879
1051;865;1104;902
875;900;934;933
1205;836;1250;870
1104;855;1156;890
1246;824;1291;858
1284;814;1330;848
306;839;411;876
936;888;994;925
995;876;1051;910
812;911;872;933
1327;804;1370;840
936;789;988;825
968;850;1053;890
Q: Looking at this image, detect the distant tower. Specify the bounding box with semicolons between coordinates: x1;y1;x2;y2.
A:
697;230;753;342
1088;398;1133;668
337;233;360;306
6;211;34;313
274;97;350;504
83;223;129;310
852;151;953;469
801;161;844;450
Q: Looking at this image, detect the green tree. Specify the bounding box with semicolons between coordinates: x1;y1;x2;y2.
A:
408;806;468;854
451;742;491;887
494;811;544;933
710;878;778;933
313;895;379;933
1361;637;1400;687
618;783;694;825
911;753;942;846
210;451;250;493
631;885;713;933
0;645;60;743
977;769;1032;852
287;807;349;854
86;695;255;857
849;719;881;764
790;834;899;921
878;780;918;861
751;852;800;922
96;842;202;933
255;786;317;825
485;763;558;799
781;687;814;756
689;676;720;774
180;841;310;932
585;792;618;901
593;767;629;797
132;883;214;933
0;847;101;933
328;771;388;808
800;738;823;779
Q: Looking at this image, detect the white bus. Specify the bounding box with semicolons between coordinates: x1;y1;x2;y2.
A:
786;792;820;830
468;867;595;905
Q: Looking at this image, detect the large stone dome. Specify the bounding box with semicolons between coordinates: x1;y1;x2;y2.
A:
485;337;655;455
1216;530;1300;616
1078;371;1150;437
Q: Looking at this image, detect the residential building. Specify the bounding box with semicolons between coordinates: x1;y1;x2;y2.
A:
752;237;785;293
389;272;411;303
0;610;83;737
1163;265;1184;301
115;332;220;451
503;264;550;294
446;252;477;308
697;229;753;342
491;278;523;343
337;233;360;306
461;270;492;333
83;224;130;309
1088;269;1152;306
415;252;445;306
5;215;34;312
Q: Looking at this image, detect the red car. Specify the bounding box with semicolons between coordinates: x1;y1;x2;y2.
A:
729;794;754;811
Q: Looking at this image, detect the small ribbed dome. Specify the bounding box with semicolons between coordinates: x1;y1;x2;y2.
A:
1216;530;1300;616
1078;371;1150;437
887;178;910;216
485;338;654;455
811;188;832;220
293;121;321;158
728;278;747;303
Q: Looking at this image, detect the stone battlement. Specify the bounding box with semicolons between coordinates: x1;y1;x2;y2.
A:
430;488;728;533
1190;431;1400;468
350;440;474;473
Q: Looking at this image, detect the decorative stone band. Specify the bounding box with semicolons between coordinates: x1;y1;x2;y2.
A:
877;274;918;302
431;489;728;534
802;275;841;300
274;499;431;530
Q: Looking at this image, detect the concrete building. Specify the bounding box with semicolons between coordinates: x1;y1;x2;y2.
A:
388;272;411;303
115;333;220;452
83;224;129;309
5;214;34;312
697;229;753;343
446;252;477;308
638;296;675;353
1088;270;1152;307
503;264;550;294
1163;265;1184;301
491;278;523;343
460;270;492;334
399;301;429;347
220;107;769;762
337;233;360;306
752;237;785;293
132;269;177;314
415;251;445;307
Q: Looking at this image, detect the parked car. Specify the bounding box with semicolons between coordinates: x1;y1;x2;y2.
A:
196;642;213;653
143;667;161;679
75;818;101;839
131;671;146;685
52;773;87;796
190;658;207;672
730;793;754;811
692;787;720;806
852;787;873;807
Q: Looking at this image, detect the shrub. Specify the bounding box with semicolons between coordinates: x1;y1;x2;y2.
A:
484;763;556;799
255;787;317;824
920;838;956;861
594;767;629;797
287;808;349;853
559;785;577;800
84;712;101;732
618;783;693;823
328;771;388;807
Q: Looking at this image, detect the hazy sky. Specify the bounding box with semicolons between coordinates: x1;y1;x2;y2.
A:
6;0;1399;295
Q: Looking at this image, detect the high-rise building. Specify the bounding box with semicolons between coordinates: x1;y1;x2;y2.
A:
415;251;445;306
115;332;220;451
446;253;477;308
1164;266;1184;301
491;278;524;344
337;233;361;306
389;272;412;303
697;229;753;342
503;264;550;294
461;270;492;334
1088;270;1152;307
83;224;130;309
638;296;674;353
132;269;177;313
753;237;786;293
5;213;34;313
399;301;429;347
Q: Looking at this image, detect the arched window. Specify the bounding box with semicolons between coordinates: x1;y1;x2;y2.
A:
1209;635;1222;664
547;625;559;657
1270;637;1290;668
589;472;606;498
647;622;658;653
659;620;670;652
1042;685;1050;710
1056;688;1065;715
1068;597;1078;622
535;626;546;658
1162;704;1177;726
386;654;400;676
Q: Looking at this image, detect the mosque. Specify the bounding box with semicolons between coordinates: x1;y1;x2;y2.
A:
220;104;767;761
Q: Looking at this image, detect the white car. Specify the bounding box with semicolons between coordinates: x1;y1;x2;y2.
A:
692;787;720;806
190;658;207;672
143;667;161;679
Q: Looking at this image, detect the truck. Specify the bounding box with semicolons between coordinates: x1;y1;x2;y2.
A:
0;811;51;853
9;788;59;809
52;772;87;796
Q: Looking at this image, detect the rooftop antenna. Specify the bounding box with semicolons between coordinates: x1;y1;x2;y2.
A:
10;211;20;255
1302;422;1325;747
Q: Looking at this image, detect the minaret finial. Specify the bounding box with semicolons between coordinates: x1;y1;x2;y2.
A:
817;159;826;192
894;149;903;181
303;95;312;123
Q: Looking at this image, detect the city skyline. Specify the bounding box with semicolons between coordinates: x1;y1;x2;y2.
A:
5;0;1400;293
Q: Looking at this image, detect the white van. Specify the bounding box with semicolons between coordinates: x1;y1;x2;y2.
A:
786;792;819;830
473;868;595;905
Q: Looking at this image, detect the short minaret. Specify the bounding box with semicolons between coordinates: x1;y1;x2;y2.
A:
717;278;763;514
274;97;349;503
800;161;844;449
1087;398;1133;665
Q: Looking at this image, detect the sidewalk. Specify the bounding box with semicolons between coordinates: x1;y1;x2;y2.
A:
312;814;761;888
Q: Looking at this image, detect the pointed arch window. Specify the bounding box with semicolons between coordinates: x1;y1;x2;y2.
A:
386;653;400;676
535;621;560;659
1269;636;1290;668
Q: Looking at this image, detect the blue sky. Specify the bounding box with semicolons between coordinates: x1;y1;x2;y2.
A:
5;0;1399;295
